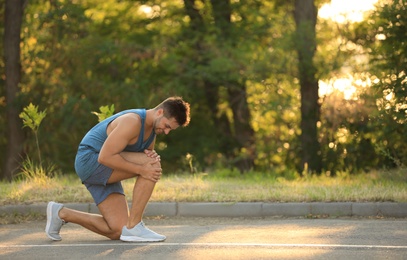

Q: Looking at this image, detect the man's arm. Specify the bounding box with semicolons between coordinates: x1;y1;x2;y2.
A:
98;114;161;180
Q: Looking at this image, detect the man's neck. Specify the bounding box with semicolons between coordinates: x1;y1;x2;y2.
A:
145;109;155;127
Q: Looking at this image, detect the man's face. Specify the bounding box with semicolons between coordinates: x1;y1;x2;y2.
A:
154;115;179;135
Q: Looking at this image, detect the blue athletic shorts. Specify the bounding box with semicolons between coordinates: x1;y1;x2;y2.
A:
82;164;125;205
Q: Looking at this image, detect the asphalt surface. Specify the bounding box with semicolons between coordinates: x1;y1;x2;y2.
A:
1;202;407;259
1;217;406;259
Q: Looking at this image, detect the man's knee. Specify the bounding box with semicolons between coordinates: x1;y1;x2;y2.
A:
108;228;122;240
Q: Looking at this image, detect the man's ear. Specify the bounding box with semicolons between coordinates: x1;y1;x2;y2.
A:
156;108;164;116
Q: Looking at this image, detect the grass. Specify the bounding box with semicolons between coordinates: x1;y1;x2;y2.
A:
0;168;406;206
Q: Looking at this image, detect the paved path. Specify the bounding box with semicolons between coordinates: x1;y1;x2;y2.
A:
1;217;406;259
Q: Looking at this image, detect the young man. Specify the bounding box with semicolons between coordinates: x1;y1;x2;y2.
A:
45;96;190;242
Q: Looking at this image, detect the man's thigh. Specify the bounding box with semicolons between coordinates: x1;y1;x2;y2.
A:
107;152;161;183
120;151;155;164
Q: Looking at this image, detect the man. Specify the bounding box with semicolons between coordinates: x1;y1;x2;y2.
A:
45;96;191;242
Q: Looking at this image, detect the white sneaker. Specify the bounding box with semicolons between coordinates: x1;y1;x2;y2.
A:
120;221;166;242
45;201;66;241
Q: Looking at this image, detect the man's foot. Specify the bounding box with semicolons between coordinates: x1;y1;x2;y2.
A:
120;221;166;242
45;201;65;241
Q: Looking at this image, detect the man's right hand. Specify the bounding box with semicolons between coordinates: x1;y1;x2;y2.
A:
140;160;162;182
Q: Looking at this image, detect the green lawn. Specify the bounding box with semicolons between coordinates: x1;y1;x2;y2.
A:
1;168;406;206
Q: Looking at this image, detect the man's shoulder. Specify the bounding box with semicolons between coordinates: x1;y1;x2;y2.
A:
115;112;142;125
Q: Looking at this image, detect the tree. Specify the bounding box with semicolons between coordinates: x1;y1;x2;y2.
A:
3;0;400;176
294;0;322;173
369;0;407;167
2;0;26;180
180;0;255;172
210;0;255;171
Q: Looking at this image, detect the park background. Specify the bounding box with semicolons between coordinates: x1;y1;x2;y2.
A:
1;0;406;183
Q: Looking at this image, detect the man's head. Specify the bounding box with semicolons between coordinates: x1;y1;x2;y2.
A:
153;97;190;135
156;96;191;127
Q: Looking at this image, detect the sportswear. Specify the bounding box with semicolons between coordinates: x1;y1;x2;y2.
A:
74;109;156;182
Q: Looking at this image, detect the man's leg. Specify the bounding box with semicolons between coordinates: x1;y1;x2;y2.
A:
127;176;156;228
119;175;165;242
109;152;160;228
58;193;128;240
107;151;161;183
49;152;159;240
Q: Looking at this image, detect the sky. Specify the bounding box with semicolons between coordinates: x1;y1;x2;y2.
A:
319;0;379;23
318;0;379;99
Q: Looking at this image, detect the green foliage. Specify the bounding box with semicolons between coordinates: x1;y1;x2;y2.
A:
1;0;404;176
367;0;407;167
92;104;115;122
19;103;46;165
19;103;46;134
18;103;56;182
313;0;407;173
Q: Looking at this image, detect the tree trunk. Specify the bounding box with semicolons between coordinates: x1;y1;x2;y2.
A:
2;0;25;180
227;84;255;171
294;0;322;174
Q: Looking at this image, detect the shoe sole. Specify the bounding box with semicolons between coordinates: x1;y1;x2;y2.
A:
45;202;61;241
120;235;165;242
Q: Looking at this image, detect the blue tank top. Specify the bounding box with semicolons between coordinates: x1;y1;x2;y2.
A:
74;109;156;181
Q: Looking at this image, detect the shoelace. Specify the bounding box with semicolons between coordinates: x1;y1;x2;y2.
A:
139;221;153;232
